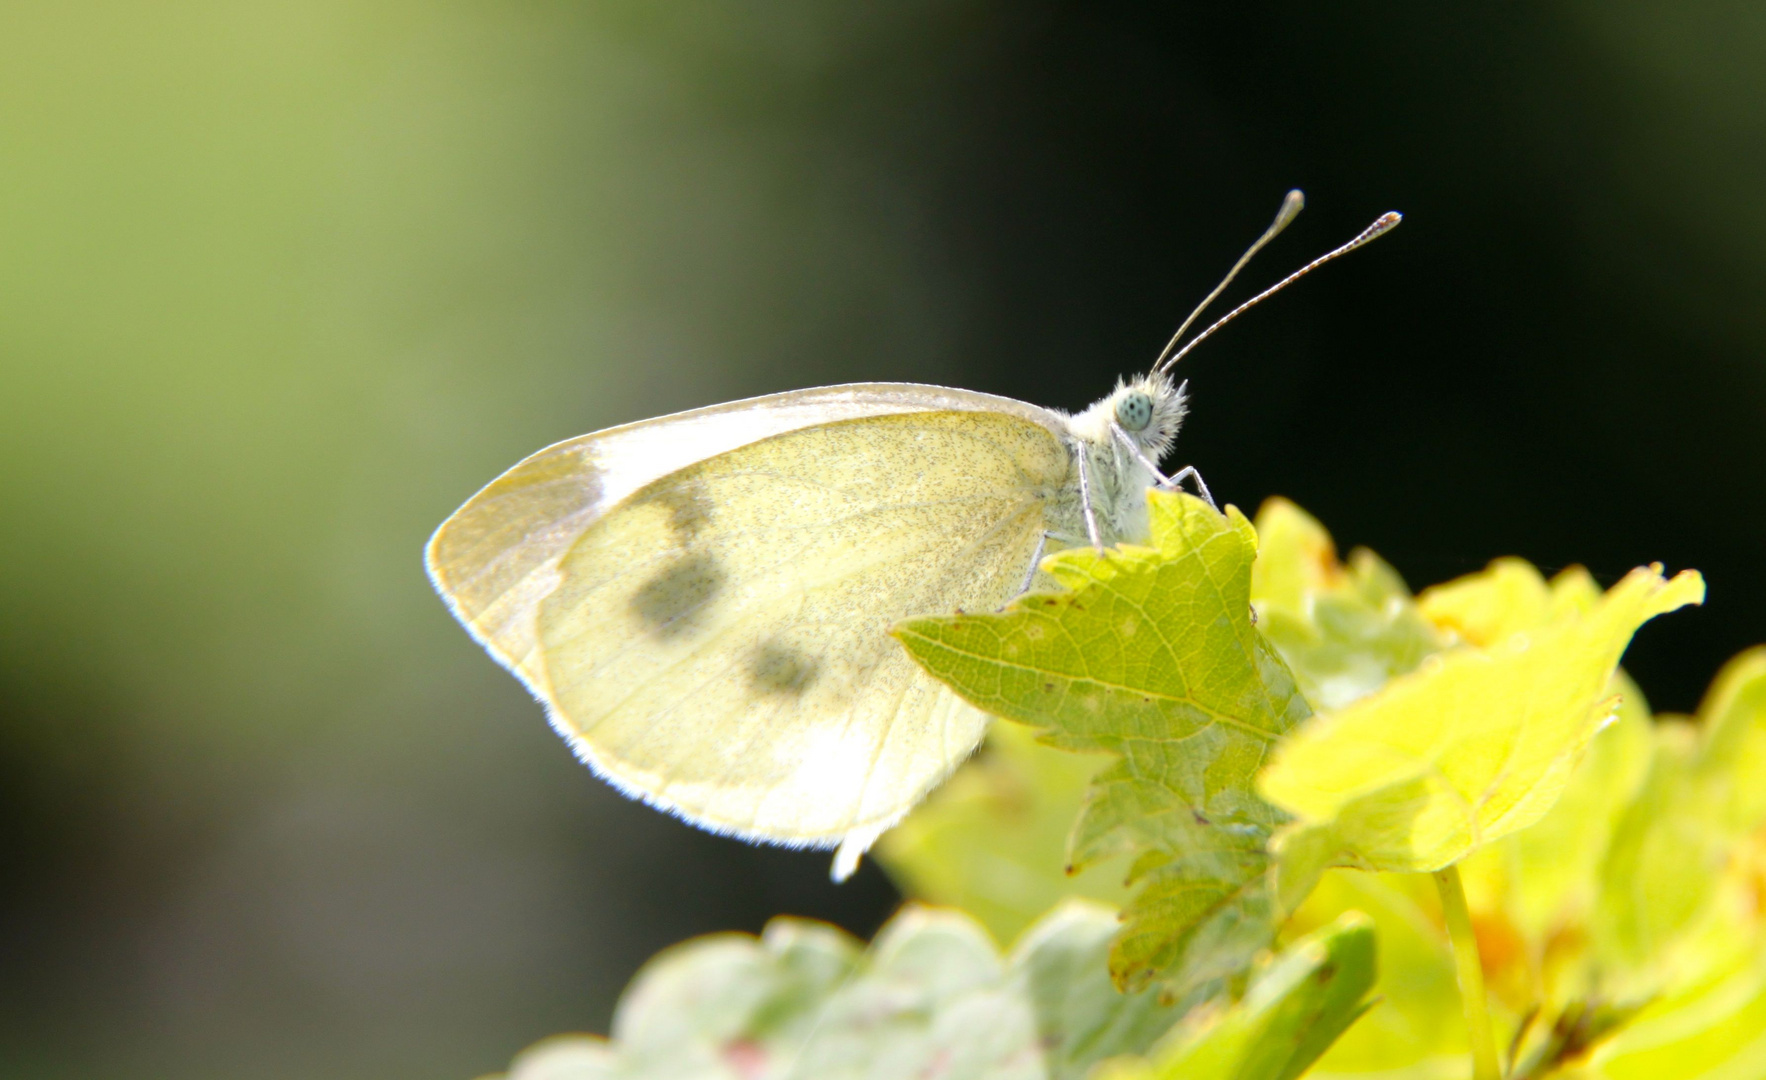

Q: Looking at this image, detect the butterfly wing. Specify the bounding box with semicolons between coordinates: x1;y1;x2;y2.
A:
426;385;1073;871
425;383;1065;688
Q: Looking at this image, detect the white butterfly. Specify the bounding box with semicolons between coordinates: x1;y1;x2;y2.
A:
426;192;1398;879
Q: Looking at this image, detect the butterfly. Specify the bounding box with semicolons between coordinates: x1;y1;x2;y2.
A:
426;191;1398;879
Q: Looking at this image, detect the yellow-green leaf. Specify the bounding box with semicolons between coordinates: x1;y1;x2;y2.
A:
1293;652;1766;1080
1417;556;1555;647
1462;672;1653;943
1249;498;1444;711
1092;913;1378;1080
1576;945;1766;1080
895;492;1311;996
1258;563;1702;874
1283;869;1470;1078
1014;901;1200;1080
1595;647;1766;979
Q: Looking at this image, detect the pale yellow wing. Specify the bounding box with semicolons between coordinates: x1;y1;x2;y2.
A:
425;383;1064;690
425;385;1073;873
537;409;1069;866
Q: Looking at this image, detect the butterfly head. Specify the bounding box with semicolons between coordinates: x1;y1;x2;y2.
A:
1109;373;1188;461
1071;373;1188;463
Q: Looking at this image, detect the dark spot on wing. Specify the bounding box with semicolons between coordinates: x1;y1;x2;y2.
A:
748;641;820;696
635;480;714;542
630;553;724;639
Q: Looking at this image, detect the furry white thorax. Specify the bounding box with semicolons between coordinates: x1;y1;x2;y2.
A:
1051;373;1189;547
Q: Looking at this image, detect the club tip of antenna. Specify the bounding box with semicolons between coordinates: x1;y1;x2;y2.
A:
1275;189;1305;230
1370;211;1402;236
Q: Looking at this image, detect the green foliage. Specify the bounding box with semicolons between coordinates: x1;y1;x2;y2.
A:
1094;914;1378;1080
488;901;1184;1080
1260;559;1702;874
1594;649;1766;978
1283;869;1468;1075
895;494;1311;998
1249;498;1443;711
490;904;1376;1080
876;721;1131;945
1289;651;1766;1080
489;494;1765;1080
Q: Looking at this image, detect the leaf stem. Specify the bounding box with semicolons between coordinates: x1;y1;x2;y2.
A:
1434;864;1502;1080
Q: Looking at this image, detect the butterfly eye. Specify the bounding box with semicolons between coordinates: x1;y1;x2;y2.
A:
1115;391;1154;432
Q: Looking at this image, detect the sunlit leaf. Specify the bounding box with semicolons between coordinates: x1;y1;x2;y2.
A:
492;902;1184;1080
1292;652;1766;1080
1595;647;1766;979
876;722;1131;946
896;492;1311;996
1281;870;1467;1078
1417;561;1657;1004
1258;563;1702;873
1091;913;1378;1080
1460;672;1654;949
1561;658;1766;1077
1689;647;1766;832
1416;557;1555;647
1291;702;1653;1080
1575;946;1766;1080
1447;670;1657;1034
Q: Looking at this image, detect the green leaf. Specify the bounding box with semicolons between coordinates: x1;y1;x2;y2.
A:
895;492;1312;996
1013;902;1201;1080
1688;646;1766;833
1249;497;1444;711
1578;945;1766;1080
1258;563;1703;873
1481;650;1766;1078
1416;556;1570;648
1091;913;1378;1080
1284;870;1469;1077
492;901;1185;1080
497;916;861;1080
1595;647;1766;979
875;721;1131;946
1459;671;1655;954
1289;652;1766;1080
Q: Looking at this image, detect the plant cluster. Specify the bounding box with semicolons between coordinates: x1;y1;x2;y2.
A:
486;494;1766;1080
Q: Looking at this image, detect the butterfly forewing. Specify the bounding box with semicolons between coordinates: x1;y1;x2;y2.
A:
425;442;608;687
426;383;1066;688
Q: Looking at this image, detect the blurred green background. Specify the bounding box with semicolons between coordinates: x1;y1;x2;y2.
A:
2;4;1763;1078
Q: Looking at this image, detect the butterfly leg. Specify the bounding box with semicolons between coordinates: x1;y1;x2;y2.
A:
1016;532;1049;596
1164;465;1217;511
1075;450;1105;551
1111;425;1219;511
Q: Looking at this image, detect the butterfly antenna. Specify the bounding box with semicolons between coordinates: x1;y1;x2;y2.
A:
1150;189;1305;373
1156;210;1402;374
